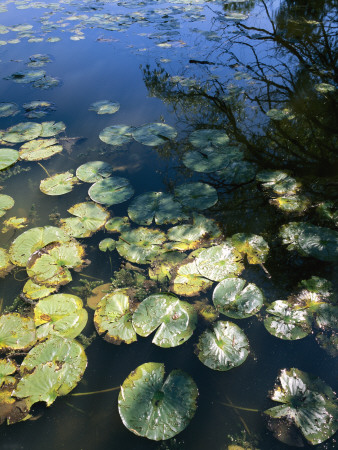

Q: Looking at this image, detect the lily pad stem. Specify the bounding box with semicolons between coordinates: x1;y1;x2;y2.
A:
224;395;252;435
260;263;271;278
218;401;260;412
71;386;120;397
38;162;51;177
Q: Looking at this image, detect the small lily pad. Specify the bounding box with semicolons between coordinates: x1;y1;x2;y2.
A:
149;251;186;284
118;362;198;440
2;217;28;233
39;121;66;137
230;233;269;264
132;293;197;347
99;125;133;146
105;216;131;233
189;129;229;148
19;138;63;161
22;279;57;301
195;243;244;281
132;123;177;146
217;161;257;184
174;182;218;211
170;256;213;297
183;146;243;173
213;278;264;319
89;100;120;115
0;194;14;218
0;359;17;387
0;148;19;170
116;227;166;264
257;170;300;195
76;161;113;183
265;368;338;445
60;202;109;238
0;248;13;277
0;103;20;118
0;314;36;351
94;290;137;344
40;171;78;196
88;177;134;206
196;320;250;371
99;238;116;252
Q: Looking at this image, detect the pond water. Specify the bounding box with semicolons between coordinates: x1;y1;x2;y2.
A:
0;1;337;449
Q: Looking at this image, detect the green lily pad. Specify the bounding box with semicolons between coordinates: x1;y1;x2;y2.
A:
213;278;264;319
272;195;310;213
132;293;197;347
0;359;17;387
170;256;213;297
105;216;131;233
116;227;166;264
118;362;198;440
167;213;221;251
2;217;28;233
314;303;338;331
19;138;63;161
99;238;116;252
88;177;134;206
298;224;338;262
264;301;312;340
149;251;186;283
39;121;65;138
189;129;229;148
230;233;269;264
128;191;188;225
0;314;36;351
16;335;87;406
217;161;257;184
22;279;57;301
89;100;120;115
0;248;13;278
132;123;177;146
0;194;14;218
34;294;88;339
5;69;46;85
0;103;20;118
40;171;78;196
0;148;19;170
9;226;71;267
2;122;42;143
174;182;218;211
183;146;243;173
94;290;137;344
315;83;336;93
265;368;338;445
257;170;300;195
196;320;250;371
195;243;244;282
27;241;86;287
60;202;109;238
99;125;133;146
23;100;55;119
76;161;113;183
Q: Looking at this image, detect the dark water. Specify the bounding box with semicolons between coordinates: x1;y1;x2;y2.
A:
0;1;337;449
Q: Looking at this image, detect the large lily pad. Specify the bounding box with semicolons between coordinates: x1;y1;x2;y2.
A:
9;226;71;267
183;146;243;173
60;202;109;238
170;255;213;297
0;194;14;218
132;123;177;146
0;314;36;351
128;191;188;225
89;100;120;115
230;233;269;264
196;320;250;371
88;177;134;206
40;121;66;138
19;138;63;161
26;241;86;287
99;125;133;146
40;171;79;196
118;362;198;440
264;301;312;340
0;148;19;170
2;122;42;143
132;293;197;347
265;368;338;445
195;243;244;282
213;278;264;319
189;129;229;148
34;294;88;339
116;227;166;264
76;161;113;183
15;335;87;406
174;182;218;211
94;290;137;344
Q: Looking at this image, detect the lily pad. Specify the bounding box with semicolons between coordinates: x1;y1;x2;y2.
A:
264;301;312;340
118;362;198;440
99;125;133;146
76;161;113;183
196;320;250;371
88;177;134;206
149;251;186;284
2;217;28;233
2;122;42;143
60;202;109;238
89;100;120;115
16;335;87;406
40;171;78;196
40;121;66;137
265;368;338;445
99;238;116;252
195;243;244;281
34;294;88;339
94;290;137;344
132;123;177;146
183;146;243;173
230;233;269;264
0;359;17;387
27;241;86;287
116;227;166;264
9;226;71;267
128;192;188;225
0;314;36;351
5;70;46;85
22;279;57;301
170;256;213;297
0;194;14;218
217;161;257;185
272;195;310;213
19;138;63;161
0;248;13;277
105;216;131;233
257;170;300;195
23;100;55;119
174;182;218;211
132;293;197;347
0;103;20;117
213;278;264;319
298;224;338;262
189;129;229;148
